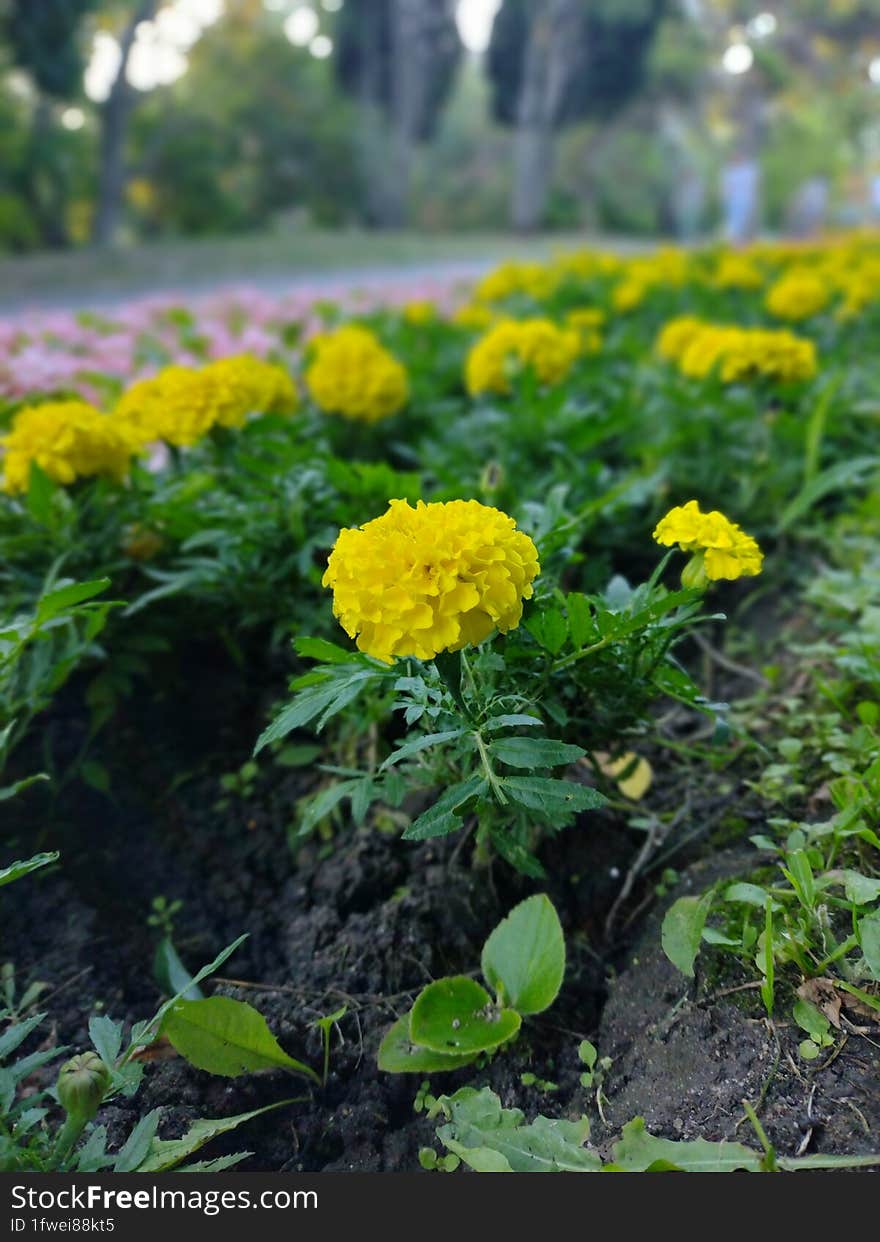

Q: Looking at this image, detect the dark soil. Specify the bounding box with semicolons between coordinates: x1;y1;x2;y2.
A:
2;640;878;1172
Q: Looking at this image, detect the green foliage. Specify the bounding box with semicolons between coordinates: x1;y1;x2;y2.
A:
161;996;317;1082
378;895;565;1071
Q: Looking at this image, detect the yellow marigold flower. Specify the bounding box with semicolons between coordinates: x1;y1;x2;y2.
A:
322;498;540;663
402;300;436;325
655;316;709;363
450;302;496;331
201;355;298;428
765;267;829;321
611;278;648;313
679;325;817;385
465;318;580;396
710;253;765;290
474;261;559;304
304;325;409;423
115;366;222;448
1;400;133;494
654;499;763;584
566;307;605;353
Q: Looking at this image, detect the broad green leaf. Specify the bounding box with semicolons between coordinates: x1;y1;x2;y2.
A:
136;1101;294;1172
826;870;880;906
481;894;565;1014
410;977;521;1055
724;882;776;908
661;892;714;978
434;1087;599;1173
859;911;880;980
0;774;50;803
500;776;606;814
611;1117;761;1172
484;714;543;732
147;934;249;1040
294;636;354;664
0;851;59;889
376;1015;478;1074
566;593;594;649
162;996;318;1081
525;609;568;655
402;775;486;840
488;737;585;770
792;999;831;1043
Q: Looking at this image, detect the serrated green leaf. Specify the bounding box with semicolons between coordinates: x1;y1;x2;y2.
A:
611;1117;762;1172
402;775;486;840
481;895;565;1014
434;1087;599;1173
488;737;585;770
410;977;520;1055
0;852;59;889
136;1101;294;1172
500;776;606;814
380;729;466;772
162;997;318;1081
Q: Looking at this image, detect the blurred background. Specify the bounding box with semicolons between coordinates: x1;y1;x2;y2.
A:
2;0;880;287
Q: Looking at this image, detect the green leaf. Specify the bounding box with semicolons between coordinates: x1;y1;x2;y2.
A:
0;774;50;803
146;934;249;1042
380;729;466;772
778;456;880;532
409;977;521;1055
826;870;880;906
488;737;585;770
178;1153;252;1172
723;882;775;908
661;892;714;978
153;939;204;1002
525;608;568;655
114;1111;162;1172
376;1016;478;1074
254;666;382;753
36;578;110;624
0;851;59;889
480;894;565;1014
792;999;831;1043
500;776;606;814
161;997;318;1081
402;775;486;840
88;1015;123;1068
566;593;594;649
434;1087;599;1173
294;636;354;664
610;1117;761;1172
484;714;543;731
0;1012;47;1062
859;911;880;980
136;1101;295;1172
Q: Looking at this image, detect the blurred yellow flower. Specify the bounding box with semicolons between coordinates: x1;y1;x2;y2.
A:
710;253;765;291
565;307;605;352
2;400;134;494
322;498;540;663
678;325;817;384
402;300;436;325
202;355;298;428
465;318;580;395
765;268;829;321
655;315;709;362
305;325;409;423
654;499;763;583
115;366;223;448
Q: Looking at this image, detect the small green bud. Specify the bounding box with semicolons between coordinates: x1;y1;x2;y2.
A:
57;1052;110;1122
480;460;504;494
680;552;709;590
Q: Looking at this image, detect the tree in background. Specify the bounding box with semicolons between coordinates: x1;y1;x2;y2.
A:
2;0;98;246
487;0;666;231
335;0;461;226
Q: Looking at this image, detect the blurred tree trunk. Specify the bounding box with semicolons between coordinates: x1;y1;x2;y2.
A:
92;0;158;247
511;0;582;232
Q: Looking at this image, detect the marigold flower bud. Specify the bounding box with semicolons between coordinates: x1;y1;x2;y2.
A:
57;1052;111;1122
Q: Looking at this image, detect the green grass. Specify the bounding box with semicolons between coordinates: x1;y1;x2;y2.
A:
0;227;610;309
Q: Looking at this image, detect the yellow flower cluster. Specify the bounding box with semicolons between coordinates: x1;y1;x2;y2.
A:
305;325;409;423
2;400;134;494
566;307;605;353
654;500;763;584
709;253;765;291
474;261;560;305
402;300;437;325
765;268;829;321
322;498;540;663
673;323;817;385
115;356;296;447
655;316;708;363
465;318;580;395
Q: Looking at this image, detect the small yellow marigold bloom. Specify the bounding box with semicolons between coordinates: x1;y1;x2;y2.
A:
1;400;134;494
765;268;829;321
474;261;559;304
304;325;409;423
611;278;648;313
679;325;817;385
115;366;222;448
655;316;709;363
402;300;436;325
450;302;496;331
566;307;605;353
654;499;763;583
322;498;540;663
465;318;580;395
201;355;298;428
710;253;765;291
